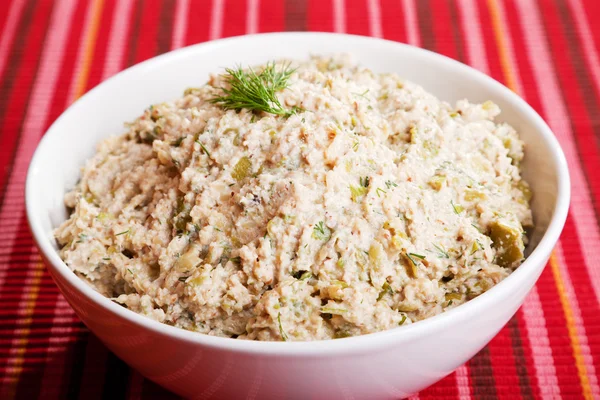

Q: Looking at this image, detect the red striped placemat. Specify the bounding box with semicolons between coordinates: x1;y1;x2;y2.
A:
1;0;599;398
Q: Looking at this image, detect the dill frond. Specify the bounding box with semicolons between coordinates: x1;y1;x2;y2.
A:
210;62;298;116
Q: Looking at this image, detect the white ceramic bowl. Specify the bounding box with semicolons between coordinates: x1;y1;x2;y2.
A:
26;33;570;399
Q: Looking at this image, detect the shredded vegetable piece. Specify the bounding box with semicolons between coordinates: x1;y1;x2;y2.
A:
350;185;368;202
321;307;347;314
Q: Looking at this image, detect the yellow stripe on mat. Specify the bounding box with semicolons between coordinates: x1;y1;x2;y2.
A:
487;0;593;398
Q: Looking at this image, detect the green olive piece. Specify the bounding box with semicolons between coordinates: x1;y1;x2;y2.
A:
489;219;524;267
231;156;252;181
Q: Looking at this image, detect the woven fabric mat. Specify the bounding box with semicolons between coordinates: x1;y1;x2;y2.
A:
1;0;599;398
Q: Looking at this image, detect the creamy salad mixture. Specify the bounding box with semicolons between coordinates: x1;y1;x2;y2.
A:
56;55;532;341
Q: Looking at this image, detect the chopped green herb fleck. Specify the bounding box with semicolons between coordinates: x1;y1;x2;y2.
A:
352;89;370;99
451;200;464;215
116;230;130;236
409;252;425;260
432;244;450;259
277;312;288;341
229;256;241;264
399;314;407;325
127;268;134;275
195;140;211;158
376;187;387;198
312;221;331;241
385;180;398;189
406;253;420;266
360;176;370;188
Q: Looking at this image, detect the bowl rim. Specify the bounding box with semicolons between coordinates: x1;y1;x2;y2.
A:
25;32;570;356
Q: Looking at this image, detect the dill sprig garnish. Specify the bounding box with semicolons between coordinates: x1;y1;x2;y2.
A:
210;62;299;116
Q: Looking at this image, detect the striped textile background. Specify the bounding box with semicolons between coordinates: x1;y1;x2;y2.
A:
0;0;599;398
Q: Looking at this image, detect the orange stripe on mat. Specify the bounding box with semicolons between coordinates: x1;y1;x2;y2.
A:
549;253;594;400
72;0;105;102
486;0;518;92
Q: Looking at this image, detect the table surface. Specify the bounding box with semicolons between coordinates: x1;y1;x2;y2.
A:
1;0;600;398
